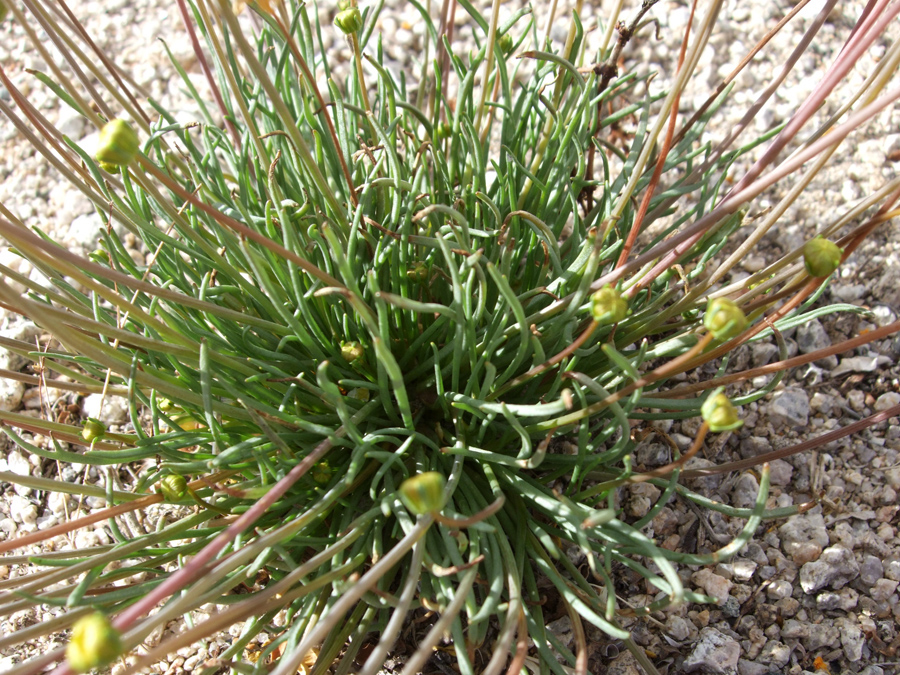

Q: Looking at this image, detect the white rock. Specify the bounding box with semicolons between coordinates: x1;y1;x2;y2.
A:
693;569;733;603
874;391;900;413
684;627;740;675
6;450;31;477
81;393;130;425
0;321;41;371
0;378;25;412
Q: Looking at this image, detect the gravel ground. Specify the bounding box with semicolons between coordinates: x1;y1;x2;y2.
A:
1;1;900;674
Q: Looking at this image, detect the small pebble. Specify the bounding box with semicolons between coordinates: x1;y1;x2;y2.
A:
769;388;809;427
757;640;791;669
799;545;859;593
683;627;741;675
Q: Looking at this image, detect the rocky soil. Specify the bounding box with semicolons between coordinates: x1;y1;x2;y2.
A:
1;1;899;674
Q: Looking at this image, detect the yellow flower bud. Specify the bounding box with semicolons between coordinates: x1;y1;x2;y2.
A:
334;7;362;34
590;285;629;326
803;236;843;278
435;123;452;140
95;119;139;167
398;471;447;515
703;297;747;340
158;474;189;502
81;418;106;442
311;461;333;485
406;261;429;283
157;398;177;413
700;390;743;432
66;613;122;673
340;340;364;364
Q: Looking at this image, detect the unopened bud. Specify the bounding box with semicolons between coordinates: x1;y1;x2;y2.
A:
435;123;452;140
81;418;106;442
311;461;333;485
66;613;122;673
398;471;447;515
803;236;842;278
703;297;747;340
406;261;429;283
498;33;514;55
158;475;189;502
590;285;628;326
341;340;364;364
95;119;139;167
701;390;743;432
334;7;362;34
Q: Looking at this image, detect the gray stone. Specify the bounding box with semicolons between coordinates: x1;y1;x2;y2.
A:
722;597;741;618
683;627;741;675
795;320;837;367
750;342;778;367
693;569;734;603
799;545;859;593
860;555;883;589
838;618;864;662
779;513;829;564
635;440;669;467
757;640;791;669
796;319;830;353
737;660;769;675
607;651;641;675
665;615;692;642
766;580;792;600
874;391;900;413
815;588;856;611
832;354;892;376
732;472;760;510
767;459;793;487
803;622;839;650
885;560;900;581
769;388;809;427
739;436;769;460
871;578;899;603
780;619;809;639
860;667;885;675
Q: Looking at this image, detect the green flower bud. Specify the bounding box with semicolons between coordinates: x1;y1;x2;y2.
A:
158;475;189;502
497;33;514;55
157;398;177;413
398;471;447;515
406;261;429;283
81;418;106;442
311;461;333;485
703;297;747;340
66;613;122;673
700;390;743;432
803;236;843;278
590;285;629;325
337;0;351;10
341;340;364;364
334;7;362;34
434;123;452;140
95;119;139;167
